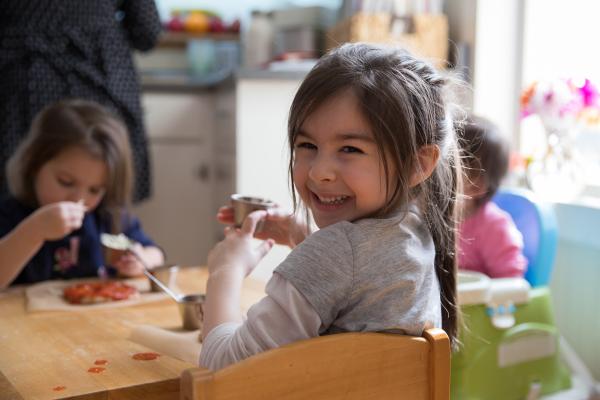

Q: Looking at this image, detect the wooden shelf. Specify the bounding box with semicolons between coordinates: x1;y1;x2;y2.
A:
158;31;240;48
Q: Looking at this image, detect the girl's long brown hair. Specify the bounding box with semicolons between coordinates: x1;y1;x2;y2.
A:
287;43;462;346
6;99;134;230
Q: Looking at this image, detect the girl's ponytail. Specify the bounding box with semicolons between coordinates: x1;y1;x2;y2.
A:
428;135;462;348
423;106;462;348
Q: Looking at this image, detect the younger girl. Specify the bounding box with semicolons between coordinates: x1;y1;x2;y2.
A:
0;99;164;288
201;43;462;370
458;116;527;278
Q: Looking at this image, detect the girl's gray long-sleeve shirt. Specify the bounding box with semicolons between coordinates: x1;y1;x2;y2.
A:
200;207;441;370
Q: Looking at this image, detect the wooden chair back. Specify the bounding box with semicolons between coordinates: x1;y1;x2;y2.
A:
180;328;450;400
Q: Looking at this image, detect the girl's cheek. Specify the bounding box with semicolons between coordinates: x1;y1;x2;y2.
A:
292;163;304;183
86;194;105;211
293;170;309;196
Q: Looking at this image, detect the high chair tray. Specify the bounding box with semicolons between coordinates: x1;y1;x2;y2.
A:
457;270;530;306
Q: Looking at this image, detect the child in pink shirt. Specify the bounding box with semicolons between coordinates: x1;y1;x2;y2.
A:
458;116;527;278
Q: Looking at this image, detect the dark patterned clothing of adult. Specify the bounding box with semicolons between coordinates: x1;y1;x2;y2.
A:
0;0;162;202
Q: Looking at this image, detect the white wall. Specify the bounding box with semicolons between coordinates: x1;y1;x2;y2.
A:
444;0;523;146
472;0;523;146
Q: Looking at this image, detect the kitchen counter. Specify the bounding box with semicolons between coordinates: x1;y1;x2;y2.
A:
140;67;309;92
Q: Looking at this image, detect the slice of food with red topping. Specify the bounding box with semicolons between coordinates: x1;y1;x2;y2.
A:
63;281;139;304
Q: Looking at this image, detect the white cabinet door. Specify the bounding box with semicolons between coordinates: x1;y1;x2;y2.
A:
142;92;215;141
134;141;214;266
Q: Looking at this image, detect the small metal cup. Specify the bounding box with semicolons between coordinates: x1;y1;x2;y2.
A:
230;194;275;228
148;264;179;293
178;294;205;331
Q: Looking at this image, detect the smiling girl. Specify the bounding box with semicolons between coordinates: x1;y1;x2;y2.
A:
0;99;164;289
200;43;462;370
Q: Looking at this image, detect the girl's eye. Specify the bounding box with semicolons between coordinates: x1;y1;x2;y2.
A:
89;187;104;196
295;142;317;150
58;178;74;187
341;146;364;154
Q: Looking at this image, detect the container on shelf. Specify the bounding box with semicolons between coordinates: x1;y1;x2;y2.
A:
244;10;275;68
326;13;448;69
187;39;216;76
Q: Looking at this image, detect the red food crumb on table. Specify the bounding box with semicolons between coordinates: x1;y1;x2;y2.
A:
132;352;161;361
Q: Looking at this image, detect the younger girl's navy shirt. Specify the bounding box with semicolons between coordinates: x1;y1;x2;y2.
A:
0;196;156;286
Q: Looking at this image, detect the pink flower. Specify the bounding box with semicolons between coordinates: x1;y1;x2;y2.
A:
576;79;599;107
521;78;600;130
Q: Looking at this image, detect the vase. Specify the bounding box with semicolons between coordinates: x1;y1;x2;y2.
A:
526;128;583;201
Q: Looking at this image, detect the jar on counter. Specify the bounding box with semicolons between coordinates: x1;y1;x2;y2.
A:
243;10;274;68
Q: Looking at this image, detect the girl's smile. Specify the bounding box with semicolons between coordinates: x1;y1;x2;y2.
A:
309;191;353;214
293;90;395;228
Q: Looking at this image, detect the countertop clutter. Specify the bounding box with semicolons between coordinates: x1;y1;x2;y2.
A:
135;1;450;89
163;9;240;36
135;8;242;91
136;31;240;91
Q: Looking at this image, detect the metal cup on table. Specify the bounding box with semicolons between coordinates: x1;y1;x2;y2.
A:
178;294;205;332
230;194;275;228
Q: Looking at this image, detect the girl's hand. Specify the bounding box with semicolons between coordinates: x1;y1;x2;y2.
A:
216;205;308;248
112;242;146;277
30;201;86;241
208;210;274;278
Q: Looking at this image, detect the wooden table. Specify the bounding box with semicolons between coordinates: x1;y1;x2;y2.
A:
0;267;266;400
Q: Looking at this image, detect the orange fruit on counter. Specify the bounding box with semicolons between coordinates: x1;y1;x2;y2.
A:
185;11;210;33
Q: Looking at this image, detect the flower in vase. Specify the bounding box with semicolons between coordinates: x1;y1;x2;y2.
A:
519;78;600;200
572;78;600;127
521;78;600;131
521;79;581;132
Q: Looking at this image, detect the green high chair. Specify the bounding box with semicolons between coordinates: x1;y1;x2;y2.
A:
451;188;572;399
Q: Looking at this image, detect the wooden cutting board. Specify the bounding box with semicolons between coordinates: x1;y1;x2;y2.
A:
0;267;267;399
25;277;169;312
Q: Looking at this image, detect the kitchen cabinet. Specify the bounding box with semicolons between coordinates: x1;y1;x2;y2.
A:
133;88;235;266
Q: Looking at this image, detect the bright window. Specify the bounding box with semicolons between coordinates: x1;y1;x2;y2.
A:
521;0;600;202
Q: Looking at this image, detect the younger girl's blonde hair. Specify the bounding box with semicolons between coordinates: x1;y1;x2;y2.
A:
7;99;133;222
